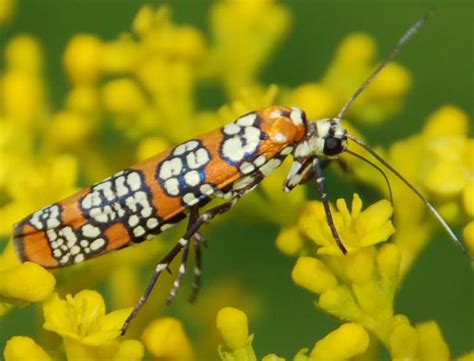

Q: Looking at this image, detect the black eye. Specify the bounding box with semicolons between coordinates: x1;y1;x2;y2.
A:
324;137;343;156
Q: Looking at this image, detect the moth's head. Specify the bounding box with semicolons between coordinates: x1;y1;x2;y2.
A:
308;118;347;158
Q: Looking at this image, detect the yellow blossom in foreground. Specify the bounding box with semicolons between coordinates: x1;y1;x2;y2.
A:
299;193;394;254
292;256;338;294
389;316;451;361
43;290;132;345
0;241;55;316
42;290;143;361
4;336;51;361
141;317;193;361
309;323;369;361
217;307;256;361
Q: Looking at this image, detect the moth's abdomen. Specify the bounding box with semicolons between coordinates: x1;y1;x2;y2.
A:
13;168;167;268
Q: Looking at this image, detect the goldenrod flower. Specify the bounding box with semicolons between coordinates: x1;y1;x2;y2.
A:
292;256;338;294
275;226;304;256
42;290;143;361
309;323;369;361
0;241;55;316
63;34;103;84
322;33;411;124
389;316;451;361
299;193;394;254
217;307;256;361
284;83;337;120
142;317;193;361
262;354;285;361
462;221;474;259
4;336;51;361
207;0;291;96
0;0;15;25
43;290;132;345
458;351;474;361
0;155;79;236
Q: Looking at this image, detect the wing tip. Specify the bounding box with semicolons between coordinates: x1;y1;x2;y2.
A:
12;223;29;263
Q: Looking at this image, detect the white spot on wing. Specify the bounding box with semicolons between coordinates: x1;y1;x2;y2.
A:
236;113;256;126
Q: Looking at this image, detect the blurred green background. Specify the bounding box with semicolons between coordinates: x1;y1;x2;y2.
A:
1;0;472;359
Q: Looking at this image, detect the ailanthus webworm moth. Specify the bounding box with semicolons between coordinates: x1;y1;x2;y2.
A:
12;12;467;335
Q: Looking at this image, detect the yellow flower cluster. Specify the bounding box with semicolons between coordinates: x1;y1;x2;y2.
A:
346;105;474;271
272;193;470;360
217;306;371;361
4;290;144;361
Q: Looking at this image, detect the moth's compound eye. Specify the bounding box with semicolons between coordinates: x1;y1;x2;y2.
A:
323;137;344;156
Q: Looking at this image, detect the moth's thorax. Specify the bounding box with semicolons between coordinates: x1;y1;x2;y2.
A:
257;106;307;146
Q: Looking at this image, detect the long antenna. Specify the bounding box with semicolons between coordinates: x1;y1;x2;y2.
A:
335;11;433;122
347;134;469;258
345;149;394;205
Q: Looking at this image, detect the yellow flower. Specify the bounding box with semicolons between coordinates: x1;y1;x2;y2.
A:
299;193;394;255
291;256;338;294
43;290;132;345
4;336;51;361
283;83;337;121
0;0;15;25
207;0;291;96
0;240;55;316
101;78;147;117
458;351;474;361
47;111;94;149
275;226;305;256
321;33;411;124
5;34;43;74
142;317;193;361
0;154;79;236
63;34;103;84
422;107;473;203
262;354;285;361
309;323;369;361
462;221;474;259
389;316;450;361
292;242;401;344
1;69;45;126
42;290;143;361
217;307;256;361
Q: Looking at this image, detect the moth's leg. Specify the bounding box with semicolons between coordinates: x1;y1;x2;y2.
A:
121;207;199;335
189;232;205;303
122;172;266;334
312;157;348;255
183;172;265;303
165;241;190;304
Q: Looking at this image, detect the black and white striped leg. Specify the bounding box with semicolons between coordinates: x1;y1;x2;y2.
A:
166;239;190;305
165;207;201;305
189;233;204;303
313;157;348;255
121;175;263;334
121;237;190;335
